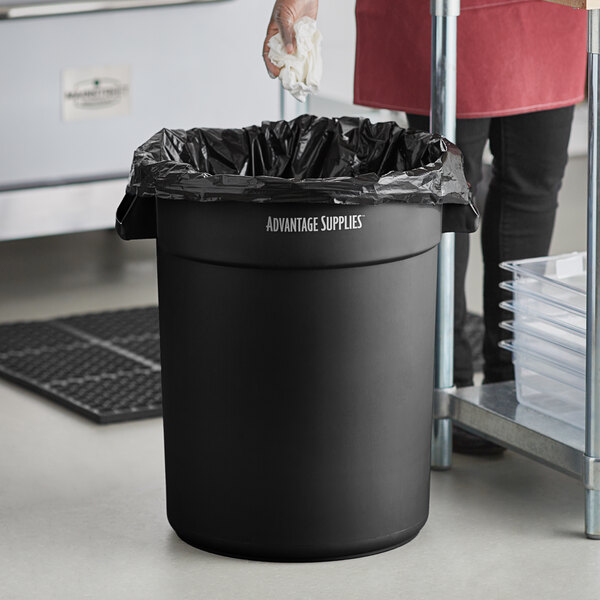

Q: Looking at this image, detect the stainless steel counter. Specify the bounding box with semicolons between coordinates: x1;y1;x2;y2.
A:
0;178;126;240
0;0;226;20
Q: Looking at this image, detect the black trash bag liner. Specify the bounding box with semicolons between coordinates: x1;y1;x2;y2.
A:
117;115;478;240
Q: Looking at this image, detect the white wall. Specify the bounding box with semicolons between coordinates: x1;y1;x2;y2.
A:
317;2;358;105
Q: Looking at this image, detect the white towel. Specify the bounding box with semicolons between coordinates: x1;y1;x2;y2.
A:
268;16;323;103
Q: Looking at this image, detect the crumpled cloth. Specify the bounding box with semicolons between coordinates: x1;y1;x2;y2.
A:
268;16;323;102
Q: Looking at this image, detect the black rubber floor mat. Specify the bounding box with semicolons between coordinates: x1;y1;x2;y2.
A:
58;306;159;341
0;321;82;354
48;372;162;419
112;337;162;364
0;307;161;424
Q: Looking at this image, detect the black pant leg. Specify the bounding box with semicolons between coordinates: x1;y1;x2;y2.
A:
483;105;575;383
407;114;490;386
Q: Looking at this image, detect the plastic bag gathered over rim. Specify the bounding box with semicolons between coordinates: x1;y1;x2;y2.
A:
118;115;478;239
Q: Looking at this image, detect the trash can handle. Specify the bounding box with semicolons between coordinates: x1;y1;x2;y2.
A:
116;193;157;240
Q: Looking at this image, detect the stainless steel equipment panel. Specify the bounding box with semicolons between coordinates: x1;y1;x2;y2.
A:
0;1;223;20
0;0;279;189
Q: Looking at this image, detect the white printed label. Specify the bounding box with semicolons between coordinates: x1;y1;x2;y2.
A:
555;254;585;280
266;215;365;233
62;65;131;122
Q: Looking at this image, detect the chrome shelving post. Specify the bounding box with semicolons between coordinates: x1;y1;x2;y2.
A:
280;86;305;121
585;7;600;540
430;0;460;470
429;0;600;539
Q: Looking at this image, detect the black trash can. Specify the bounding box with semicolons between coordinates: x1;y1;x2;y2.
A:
117;116;476;562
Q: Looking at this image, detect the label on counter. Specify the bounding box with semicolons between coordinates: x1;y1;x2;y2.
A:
265;215;365;233
62;65;131;122
555;254;585;280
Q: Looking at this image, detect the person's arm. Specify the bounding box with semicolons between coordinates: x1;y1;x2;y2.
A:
262;0;319;78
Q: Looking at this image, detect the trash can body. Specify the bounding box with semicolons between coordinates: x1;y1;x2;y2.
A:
117;116;476;562
156;200;441;561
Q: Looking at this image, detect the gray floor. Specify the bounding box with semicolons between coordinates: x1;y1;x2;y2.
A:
1;382;599;600
1;230;157;322
0;156;598;599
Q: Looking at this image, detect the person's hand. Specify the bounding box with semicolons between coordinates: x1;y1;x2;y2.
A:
263;0;319;79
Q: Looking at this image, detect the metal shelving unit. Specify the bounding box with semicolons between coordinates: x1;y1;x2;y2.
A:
430;0;600;538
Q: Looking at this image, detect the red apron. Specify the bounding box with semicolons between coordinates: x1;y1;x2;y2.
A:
354;0;587;118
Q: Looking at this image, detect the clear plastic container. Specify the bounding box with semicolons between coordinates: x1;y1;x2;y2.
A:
499;317;585;354
500;252;586;313
500;320;585;374
500;279;587;324
499;298;585;338
500;339;584;429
